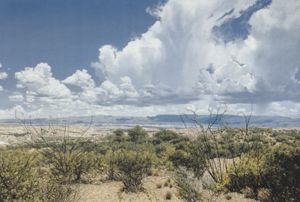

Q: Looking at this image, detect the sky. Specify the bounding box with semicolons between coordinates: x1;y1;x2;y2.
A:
0;0;300;119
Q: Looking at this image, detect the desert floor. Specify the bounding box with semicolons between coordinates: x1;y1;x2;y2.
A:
0;124;271;202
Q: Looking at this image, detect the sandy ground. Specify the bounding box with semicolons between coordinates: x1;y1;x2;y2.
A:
0;124;190;145
78;175;181;202
0;124;113;145
77;175;257;202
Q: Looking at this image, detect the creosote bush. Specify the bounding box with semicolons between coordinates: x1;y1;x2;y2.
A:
175;168;201;202
153;129;180;144
169;149;190;168
23;124;101;185
128;125;148;143
113;129;125;142
115;150;152;192
41;143;99;184
261;144;300;201
0;149;39;201
103;149;121;181
221;144;300;201
224;154;263;193
0;148;78;202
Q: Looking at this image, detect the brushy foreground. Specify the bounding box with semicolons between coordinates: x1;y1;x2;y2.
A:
0;123;299;202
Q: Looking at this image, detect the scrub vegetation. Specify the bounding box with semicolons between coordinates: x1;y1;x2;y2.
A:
0;116;299;201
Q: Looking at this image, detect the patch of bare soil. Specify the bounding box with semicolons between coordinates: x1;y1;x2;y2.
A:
78;175;257;202
78;175;181;202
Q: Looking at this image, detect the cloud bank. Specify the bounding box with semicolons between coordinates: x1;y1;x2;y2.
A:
93;0;300;104
1;0;300;118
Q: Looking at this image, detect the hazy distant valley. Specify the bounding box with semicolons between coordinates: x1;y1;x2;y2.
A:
1;114;300;128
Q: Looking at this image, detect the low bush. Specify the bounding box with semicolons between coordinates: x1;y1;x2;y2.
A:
169;149;190;168
165;191;172;200
0;149;78;202
41;145;99;183
39;180;79;202
115;150;153;192
225;194;232;200
0;149;40;201
153;129;180;144
113;129;125;142
128;125;148;143
222;145;300;201
103;150;120;180
224;154;263;193
175;168;201;202
261;145;300;201
189;141;206;178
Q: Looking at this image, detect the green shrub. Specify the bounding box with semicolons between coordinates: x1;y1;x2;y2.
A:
103;150;120;180
39;180;79;202
153;129;179;144
189;141;206;178
223;145;300;201
72;151;100;182
115;150;152;192
41;145;98;184
261;145;300;201
128;125;148;143
154;143;175;166
224;154;263;193
169;149;190;168
275;134;291;144
113;129;125;142
175;168;201;202
169;140;206;179
0;149;40;201
0;149;78;202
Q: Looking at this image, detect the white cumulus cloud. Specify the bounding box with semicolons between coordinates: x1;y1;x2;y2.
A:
0;72;8;80
92;0;300;106
2;0;300;118
15;63;72;98
62;69;95;89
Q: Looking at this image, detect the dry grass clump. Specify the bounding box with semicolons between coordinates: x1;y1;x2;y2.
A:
165;191;172;200
225;194;232;200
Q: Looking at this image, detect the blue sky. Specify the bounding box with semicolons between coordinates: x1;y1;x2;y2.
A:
0;0;162;88
0;0;300;118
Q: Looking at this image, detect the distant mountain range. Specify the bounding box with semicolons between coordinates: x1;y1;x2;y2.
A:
0;114;300;128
